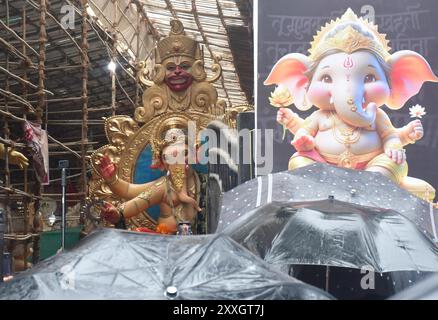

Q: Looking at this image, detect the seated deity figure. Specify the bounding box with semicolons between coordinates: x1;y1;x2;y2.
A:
264;9;437;201
97;121;201;235
89;20;226;234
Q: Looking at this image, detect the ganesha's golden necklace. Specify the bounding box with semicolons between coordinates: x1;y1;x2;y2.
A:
330;112;361;168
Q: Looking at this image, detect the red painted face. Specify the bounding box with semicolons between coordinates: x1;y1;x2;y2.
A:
164;58;194;92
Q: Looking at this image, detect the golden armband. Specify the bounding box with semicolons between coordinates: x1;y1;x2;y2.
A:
137;189;154;206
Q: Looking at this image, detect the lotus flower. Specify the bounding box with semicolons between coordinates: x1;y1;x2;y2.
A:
409;104;426;118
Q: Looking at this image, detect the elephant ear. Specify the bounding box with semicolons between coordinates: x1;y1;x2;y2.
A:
264;53;312;111
387;50;438;110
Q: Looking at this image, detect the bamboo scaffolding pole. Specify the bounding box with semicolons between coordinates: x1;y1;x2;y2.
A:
4;234;38;241
135;3;141;107
25;0;84;56
115;73;135;107
0;109;27;123
191;0;232;107
21;6;29;264
0;88;35;112
0;19;40;58
12;170;90;187
0;136;26;149
21;5;29;121
0;36;34;66
130;0;161;41
3;0;13;235
22;96;82;104
45;65;83;71
49;150;94;156
0;185;48;201
81;0;90;225
49;141;99;147
42;193;86;197
46;121;104;125
111;0;118;116
47;135;81;159
44;106;114;114
0;65;39;90
37;0;46;122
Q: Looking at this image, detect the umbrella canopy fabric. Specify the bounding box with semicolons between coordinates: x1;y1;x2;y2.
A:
0;228;332;300
390;273;438;300
216;163;438;246
222;199;438;273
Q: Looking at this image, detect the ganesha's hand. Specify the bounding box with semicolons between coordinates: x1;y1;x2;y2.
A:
97;154;117;181
277;108;297;127
100;202;121;224
292;135;315;152
407;119;424;142
385;148;406;165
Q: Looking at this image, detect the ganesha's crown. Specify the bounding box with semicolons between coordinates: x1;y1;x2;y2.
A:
155;20;201;63
308;8;391;61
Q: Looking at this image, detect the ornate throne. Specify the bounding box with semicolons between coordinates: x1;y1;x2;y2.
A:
87;20;238;232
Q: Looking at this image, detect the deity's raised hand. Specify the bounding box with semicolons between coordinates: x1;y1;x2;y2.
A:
97;153;116;181
277;108;296;126
407;119;424;141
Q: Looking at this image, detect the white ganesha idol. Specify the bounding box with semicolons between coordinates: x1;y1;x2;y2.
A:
264;8;438;201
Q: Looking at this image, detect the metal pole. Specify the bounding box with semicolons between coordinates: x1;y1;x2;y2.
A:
0;208;4;282
61;167;66;251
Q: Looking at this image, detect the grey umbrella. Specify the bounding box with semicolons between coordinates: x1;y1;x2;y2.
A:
222;199;438;273
221;199;438;299
216;163;438;247
0;228;333;300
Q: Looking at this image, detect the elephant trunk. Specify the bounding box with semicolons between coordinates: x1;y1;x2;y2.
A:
168;164;201;213
333;90;377;128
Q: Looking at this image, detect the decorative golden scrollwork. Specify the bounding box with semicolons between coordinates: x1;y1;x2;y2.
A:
137;60;154;87
104;116;140;151
206;58;223;83
191;81;218;113
135;85;168;123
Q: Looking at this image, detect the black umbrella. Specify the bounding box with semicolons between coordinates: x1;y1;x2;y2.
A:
390;273;438;300
222;199;438;299
216;163;438;248
0;228;333;300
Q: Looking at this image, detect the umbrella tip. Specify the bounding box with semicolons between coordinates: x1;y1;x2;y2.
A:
328;195;335;202
165;286;178;299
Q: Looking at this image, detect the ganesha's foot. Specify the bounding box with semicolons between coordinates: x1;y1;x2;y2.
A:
400;177;436;202
288;155;316;171
365;153;408;184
